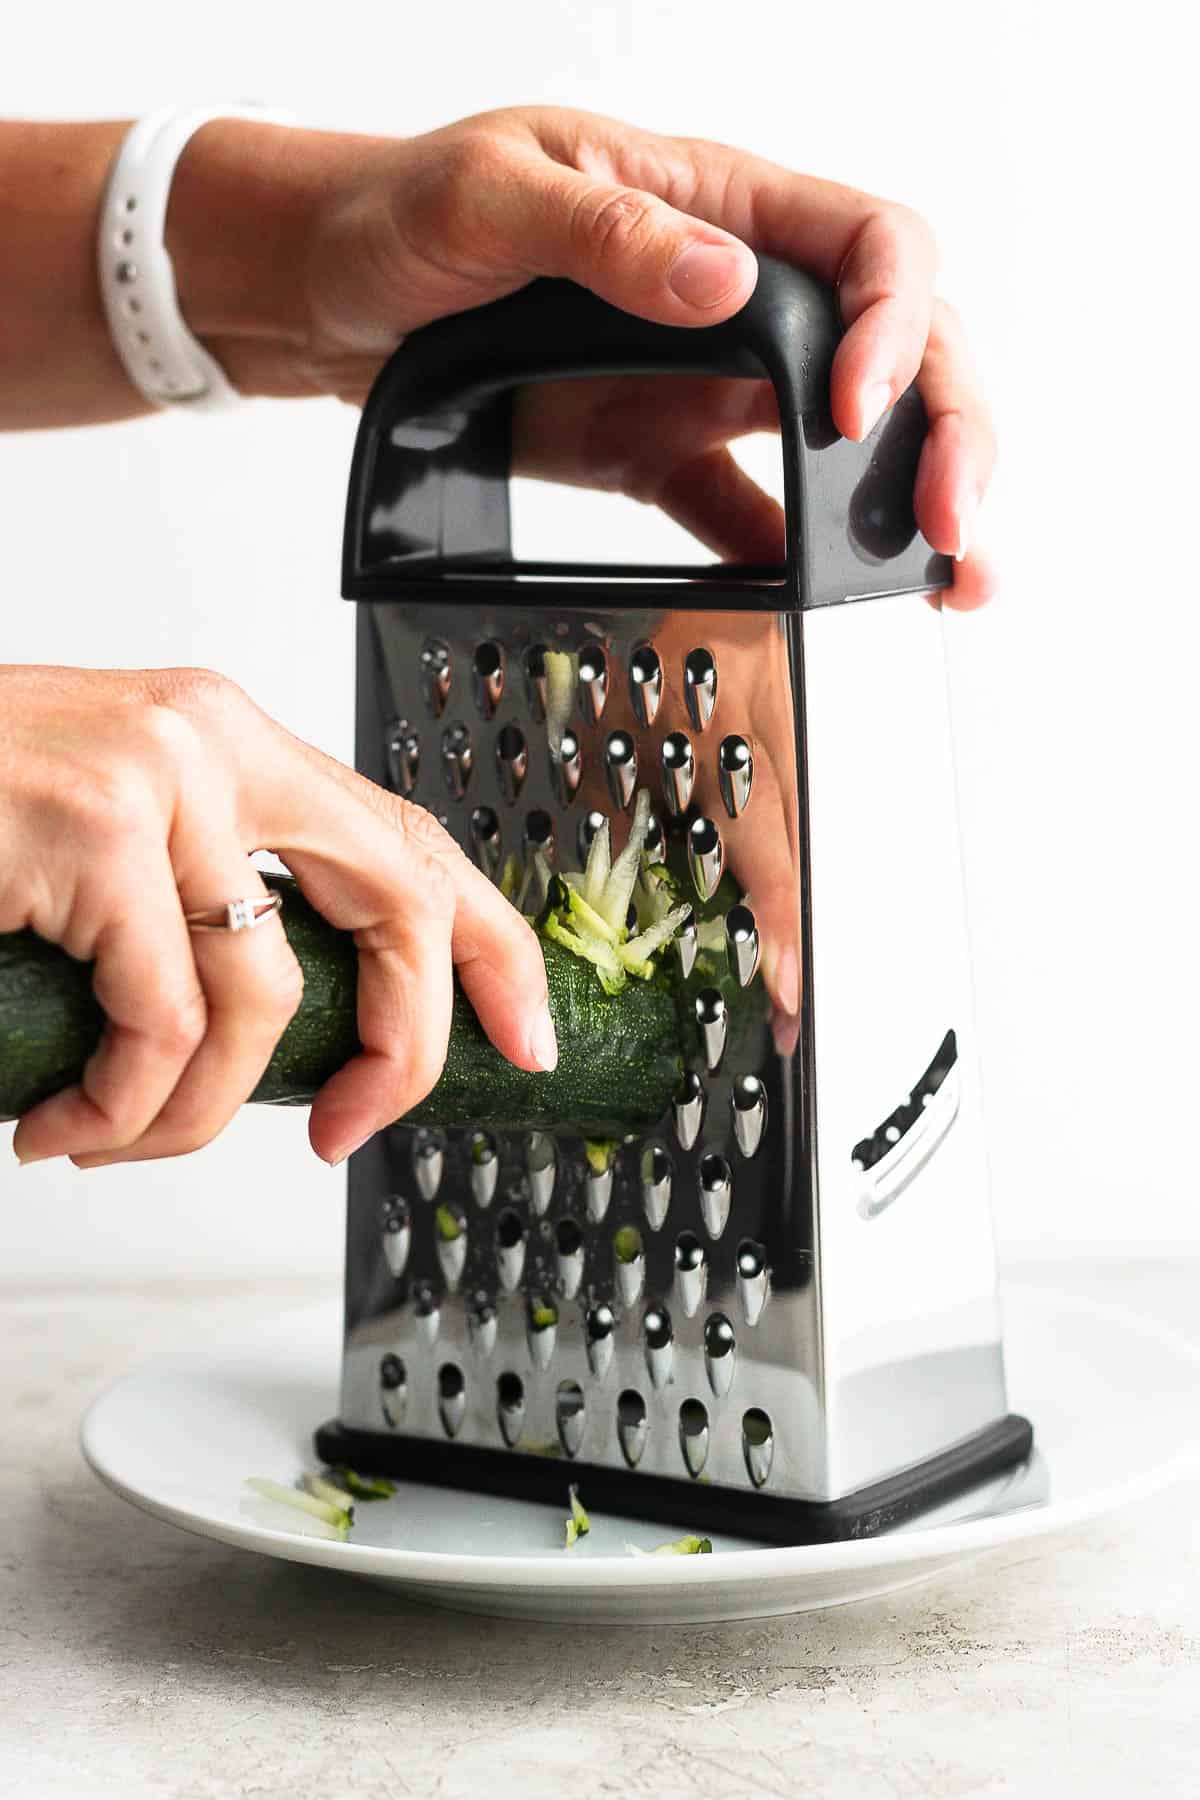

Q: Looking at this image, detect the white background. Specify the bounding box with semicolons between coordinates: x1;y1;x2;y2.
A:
1;1;1195;1286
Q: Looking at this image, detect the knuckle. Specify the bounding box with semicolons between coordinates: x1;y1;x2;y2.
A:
259;949;306;1027
152;666;248;726
70;764;156;853
152;987;208;1061
572;183;659;265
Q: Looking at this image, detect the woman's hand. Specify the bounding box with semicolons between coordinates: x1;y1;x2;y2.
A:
0;665;555;1169
159;105;995;603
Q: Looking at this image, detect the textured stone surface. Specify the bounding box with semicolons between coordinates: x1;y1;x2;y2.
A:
1;1265;1197;1799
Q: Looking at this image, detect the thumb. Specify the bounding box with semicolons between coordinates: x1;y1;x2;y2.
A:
517;159;759;327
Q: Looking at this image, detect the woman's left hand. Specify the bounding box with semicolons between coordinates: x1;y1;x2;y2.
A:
168;105;996;606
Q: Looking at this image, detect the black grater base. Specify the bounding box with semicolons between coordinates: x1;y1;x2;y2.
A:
314;1413;1033;1547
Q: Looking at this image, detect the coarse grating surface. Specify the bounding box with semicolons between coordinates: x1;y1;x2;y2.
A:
341;601;813;1498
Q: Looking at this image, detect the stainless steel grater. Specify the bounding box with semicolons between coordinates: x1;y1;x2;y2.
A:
315;258;1032;1542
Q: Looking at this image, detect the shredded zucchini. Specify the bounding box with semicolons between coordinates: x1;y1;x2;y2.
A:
581;818;612;909
544;649;576;758
583;1138;616;1174
530;1301;558;1330
246;1477;352;1538
596;790;652;931
625;1535;713;1556
435;1203;462;1242
335;1466;396;1501
613;1224;643;1264
564;1484;590;1548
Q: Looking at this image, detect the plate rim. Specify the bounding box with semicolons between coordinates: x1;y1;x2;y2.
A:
80;1282;1200;1593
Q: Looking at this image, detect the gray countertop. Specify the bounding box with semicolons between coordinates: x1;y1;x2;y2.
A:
1;1263;1197;1800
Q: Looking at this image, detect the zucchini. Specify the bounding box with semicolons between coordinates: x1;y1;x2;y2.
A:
0;877;683;1138
0;792;758;1139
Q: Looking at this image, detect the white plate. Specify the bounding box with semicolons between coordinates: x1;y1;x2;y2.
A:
81;1284;1200;1624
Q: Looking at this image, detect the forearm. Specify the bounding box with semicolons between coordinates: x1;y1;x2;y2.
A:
0;118;387;429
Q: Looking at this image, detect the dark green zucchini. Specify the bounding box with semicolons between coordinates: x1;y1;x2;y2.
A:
0;876;684;1138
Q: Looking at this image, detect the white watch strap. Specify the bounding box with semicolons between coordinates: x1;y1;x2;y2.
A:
98;104;291;413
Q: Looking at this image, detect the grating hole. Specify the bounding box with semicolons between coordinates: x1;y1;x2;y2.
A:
629;644;664;725
618;1390;646;1427
675;1231;704;1273
525;808;555;854
683;647;718;730
495;1206;524;1249
705;1314;735;1359
587;1303;615;1341
737;1238;767;1279
679;1397;708;1437
524;644;548;721
438;1363;465;1400
497;1371;524;1409
420;639;453;715
496;723;528;802
613;1224;643;1265
644;1306;673;1350
380;1353;406;1390
556;1217;583;1256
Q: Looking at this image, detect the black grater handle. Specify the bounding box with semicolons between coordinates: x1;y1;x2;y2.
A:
342;254;949;609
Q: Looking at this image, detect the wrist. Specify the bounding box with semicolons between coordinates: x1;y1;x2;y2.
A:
164;119;391;399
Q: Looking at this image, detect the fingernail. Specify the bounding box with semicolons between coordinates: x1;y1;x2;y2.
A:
667;242;752;310
858;382;893;440
956;488;980;562
529;1002;559;1073
13;1147;51;1166
325;1132;371;1169
776;947;801;1018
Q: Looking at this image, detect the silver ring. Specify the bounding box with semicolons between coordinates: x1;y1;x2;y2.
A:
184;893;283;934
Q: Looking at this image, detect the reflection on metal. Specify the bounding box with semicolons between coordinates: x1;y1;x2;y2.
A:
724;904;760;987
672;1071;705;1151
380;1354;407;1428
437;1362;466;1438
468;1132;499;1208
675;909;698;979
683;647;718;731
553;728;582;804
604;731;638;810
736;1238;769;1327
688;816;724;901
695;988;728;1072
661;732;695;816
703;1313;736;1397
413;1282;440;1345
577;645;609;723
527;1299;558;1370
717;734;753;816
742;1407;775;1487
524;808;556;863
467;1293;497;1359
496;1371;525;1446
523;645;548;722
643;1307;674;1390
674;1232;706;1318
495;724;528;803
555;1216;585;1299
385;719;420;794
472;641;504;718
640;1142;672;1230
441;722;473;798
617;1389;648;1468
419;639;452;716
556;1380;586;1459
380;1197;411;1279
678;1398;710;1476
586;1304;616;1379
495;1208;527;1293
526;1132;556;1215
629;644;663;727
698;1152;732;1240
469;806;502;879
731;1075;767;1159
412;1130;444;1201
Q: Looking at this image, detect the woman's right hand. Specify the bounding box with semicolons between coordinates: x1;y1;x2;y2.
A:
0;664;556;1170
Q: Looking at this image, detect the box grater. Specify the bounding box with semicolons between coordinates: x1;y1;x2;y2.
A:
315;257;1033;1543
